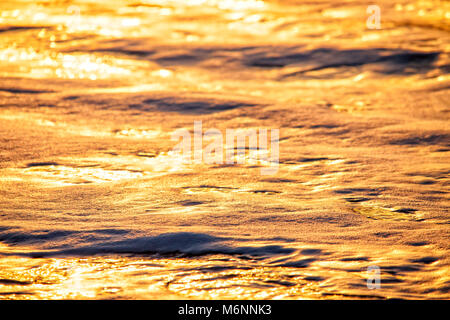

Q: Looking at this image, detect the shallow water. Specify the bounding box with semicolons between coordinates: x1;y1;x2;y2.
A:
0;0;449;299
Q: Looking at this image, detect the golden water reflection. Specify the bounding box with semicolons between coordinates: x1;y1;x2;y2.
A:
0;0;449;300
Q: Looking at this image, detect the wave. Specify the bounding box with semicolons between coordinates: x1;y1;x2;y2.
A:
0;231;296;259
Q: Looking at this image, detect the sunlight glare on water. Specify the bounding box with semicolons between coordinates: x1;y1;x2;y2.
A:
0;0;449;300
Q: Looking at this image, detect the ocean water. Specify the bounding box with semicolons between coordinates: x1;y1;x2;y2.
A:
0;0;449;299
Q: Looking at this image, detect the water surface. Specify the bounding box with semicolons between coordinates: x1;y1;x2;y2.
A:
0;0;449;299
